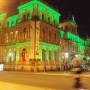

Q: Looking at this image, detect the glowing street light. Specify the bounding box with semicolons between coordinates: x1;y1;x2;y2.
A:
75;54;78;58
87;57;90;60
8;52;12;57
64;52;69;59
0;64;4;71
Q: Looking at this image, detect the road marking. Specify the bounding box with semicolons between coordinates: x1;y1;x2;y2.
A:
34;72;90;78
34;72;74;77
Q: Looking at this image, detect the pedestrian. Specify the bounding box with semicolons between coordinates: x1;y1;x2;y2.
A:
71;57;83;89
73;65;83;89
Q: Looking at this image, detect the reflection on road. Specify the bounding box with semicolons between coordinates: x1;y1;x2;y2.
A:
0;81;59;90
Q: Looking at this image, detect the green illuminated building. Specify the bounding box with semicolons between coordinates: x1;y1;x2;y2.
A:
0;0;86;71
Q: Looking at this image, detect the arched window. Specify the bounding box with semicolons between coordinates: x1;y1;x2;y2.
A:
21;48;26;63
23;28;27;40
6;33;8;43
15;31;19;41
10;32;14;41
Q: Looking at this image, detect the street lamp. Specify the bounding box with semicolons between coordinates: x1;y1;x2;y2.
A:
8;53;12;57
64;52;69;64
87;57;90;64
64;52;69;59
75;54;79;58
87;57;90;60
0;64;4;71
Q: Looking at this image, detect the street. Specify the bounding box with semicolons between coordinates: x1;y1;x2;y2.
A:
0;71;90;90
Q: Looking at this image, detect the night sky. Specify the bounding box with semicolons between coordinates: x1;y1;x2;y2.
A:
48;0;90;38
0;0;90;38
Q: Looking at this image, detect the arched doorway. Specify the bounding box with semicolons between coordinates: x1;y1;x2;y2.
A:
7;49;16;64
21;48;26;64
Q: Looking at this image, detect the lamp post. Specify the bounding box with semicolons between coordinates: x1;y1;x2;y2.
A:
64;52;69;59
75;54;79;58
64;52;69;71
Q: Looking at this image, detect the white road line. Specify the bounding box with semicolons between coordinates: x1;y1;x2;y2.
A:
34;73;90;78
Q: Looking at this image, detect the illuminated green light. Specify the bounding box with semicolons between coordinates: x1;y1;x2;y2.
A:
39;42;60;61
17;0;61;26
7;15;19;27
40;42;59;49
67;32;85;45
38;3;60;25
60;30;65;38
8;41;32;46
32;0;38;1
18;1;61;16
38;1;60;16
0;42;32;47
66;31;85;54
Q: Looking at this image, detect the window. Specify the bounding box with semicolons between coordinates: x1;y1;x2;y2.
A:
42;14;44;20
27;13;30;19
27;28;30;40
42;49;46;62
21;48;26;62
11;21;13;26
54;20;55;25
6;33;8;43
43;29;45;41
15;31;19;41
23;14;26;21
10;32;14;41
48;17;50;23
49;31;51;42
23;28;27;40
7;21;10;27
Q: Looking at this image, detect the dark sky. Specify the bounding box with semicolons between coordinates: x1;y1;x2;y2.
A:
0;0;90;38
50;0;90;38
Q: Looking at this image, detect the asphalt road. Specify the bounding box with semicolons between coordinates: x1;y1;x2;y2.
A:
0;71;90;90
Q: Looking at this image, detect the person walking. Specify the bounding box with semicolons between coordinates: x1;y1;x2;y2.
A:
73;65;83;88
71;57;87;90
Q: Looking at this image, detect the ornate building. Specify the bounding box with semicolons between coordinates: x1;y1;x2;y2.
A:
0;0;86;71
85;38;90;60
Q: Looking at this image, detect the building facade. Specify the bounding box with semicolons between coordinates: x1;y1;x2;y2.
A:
0;0;86;71
85;38;90;62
